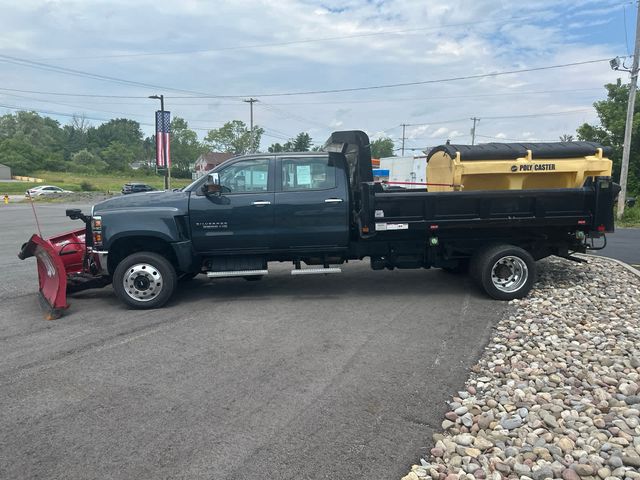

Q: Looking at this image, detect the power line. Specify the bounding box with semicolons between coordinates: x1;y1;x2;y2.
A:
164;59;615;98
0;86;605;104
402;108;595;129
481;109;594;120
475;134;558;142
0;54;236;99
259;101;329;129
0;102;222;132
0;86;148;98
0;58;616;102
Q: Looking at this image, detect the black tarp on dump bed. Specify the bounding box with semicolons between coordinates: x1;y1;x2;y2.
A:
427;141;613;162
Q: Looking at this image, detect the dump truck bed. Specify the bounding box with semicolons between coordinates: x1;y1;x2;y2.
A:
359;177;617;238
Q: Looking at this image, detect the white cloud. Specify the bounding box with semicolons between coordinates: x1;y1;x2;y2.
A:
430;127;449;138
0;0;622;150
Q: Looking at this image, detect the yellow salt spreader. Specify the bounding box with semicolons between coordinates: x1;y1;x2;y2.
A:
426;142;612;192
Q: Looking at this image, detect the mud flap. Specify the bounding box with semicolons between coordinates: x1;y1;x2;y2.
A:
18;234;69;320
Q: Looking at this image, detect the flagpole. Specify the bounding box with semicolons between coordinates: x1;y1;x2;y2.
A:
149;94;169;190
160;95;169;190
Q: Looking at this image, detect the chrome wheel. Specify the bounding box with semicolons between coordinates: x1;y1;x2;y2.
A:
122;263;163;302
490;256;528;293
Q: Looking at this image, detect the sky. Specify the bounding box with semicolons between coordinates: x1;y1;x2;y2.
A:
0;0;634;153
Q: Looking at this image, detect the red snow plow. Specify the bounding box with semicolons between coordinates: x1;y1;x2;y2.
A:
18;209;110;320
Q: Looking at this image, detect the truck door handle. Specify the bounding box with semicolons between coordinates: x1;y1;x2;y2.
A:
252;201;271;206
324;198;343;203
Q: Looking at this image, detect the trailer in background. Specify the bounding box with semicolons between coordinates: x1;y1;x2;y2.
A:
380;155;428;188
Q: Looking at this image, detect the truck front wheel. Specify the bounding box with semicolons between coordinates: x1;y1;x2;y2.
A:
113;252;177;309
473;245;535;300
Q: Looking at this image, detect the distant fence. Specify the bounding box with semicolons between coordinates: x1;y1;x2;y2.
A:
12;176;43;183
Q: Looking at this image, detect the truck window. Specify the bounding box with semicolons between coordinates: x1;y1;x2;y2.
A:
219;158;270;193
281;157;336;191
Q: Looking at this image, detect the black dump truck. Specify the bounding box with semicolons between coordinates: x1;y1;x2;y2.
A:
20;130;618;318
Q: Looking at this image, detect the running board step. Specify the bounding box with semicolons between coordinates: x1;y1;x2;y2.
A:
291;267;342;275
207;269;268;278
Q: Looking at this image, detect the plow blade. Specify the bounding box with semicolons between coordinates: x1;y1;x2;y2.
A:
19;234;69;320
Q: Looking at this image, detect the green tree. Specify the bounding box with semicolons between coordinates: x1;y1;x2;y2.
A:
268;132;312;153
169;117;206;176
292;132;312;151
100;141;136;171
204;120;263;154
88;118;143;150
370;137;394;158
268;142;286;153
577;80;639;194
559;134;574;142
62;114;90;159
71;148;107;171
0;137;46;175
0;111;62;149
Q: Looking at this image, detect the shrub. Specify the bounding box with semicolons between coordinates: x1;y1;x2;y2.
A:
80;180;97;191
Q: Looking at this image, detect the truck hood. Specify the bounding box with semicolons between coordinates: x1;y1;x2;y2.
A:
93;190;190;215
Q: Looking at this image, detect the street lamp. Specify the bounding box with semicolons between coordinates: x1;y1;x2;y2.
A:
149;94;170;190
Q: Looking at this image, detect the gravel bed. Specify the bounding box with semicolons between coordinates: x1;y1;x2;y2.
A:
403;256;640;480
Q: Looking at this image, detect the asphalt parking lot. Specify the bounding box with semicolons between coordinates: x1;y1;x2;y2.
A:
0;202;502;479
594;227;640;268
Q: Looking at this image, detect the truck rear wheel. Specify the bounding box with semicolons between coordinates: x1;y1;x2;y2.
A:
113;252;177;309
473;245;535;300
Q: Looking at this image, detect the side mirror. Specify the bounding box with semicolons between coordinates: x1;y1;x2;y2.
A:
202;172;222;195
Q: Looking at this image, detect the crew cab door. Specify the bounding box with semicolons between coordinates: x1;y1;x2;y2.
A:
273;154;349;250
189;157;275;253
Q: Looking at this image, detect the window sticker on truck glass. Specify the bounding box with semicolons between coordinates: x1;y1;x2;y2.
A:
296;165;311;185
375;210;384;218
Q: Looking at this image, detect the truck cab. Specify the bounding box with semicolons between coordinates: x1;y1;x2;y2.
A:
186;152;350;254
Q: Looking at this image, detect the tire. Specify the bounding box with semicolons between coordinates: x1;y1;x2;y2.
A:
243;275;263;281
112;252;177;309
473;245;536;300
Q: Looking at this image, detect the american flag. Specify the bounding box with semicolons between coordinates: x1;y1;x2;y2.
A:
155;110;171;168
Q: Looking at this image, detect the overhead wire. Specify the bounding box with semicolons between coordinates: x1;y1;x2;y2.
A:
0;54;238;99
0;53;615;99
164;59;616;98
0;86;605;105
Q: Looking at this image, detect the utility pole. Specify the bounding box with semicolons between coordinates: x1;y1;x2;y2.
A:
617;1;640;219
401;123;408;156
470;117;480;145
244;98;258;153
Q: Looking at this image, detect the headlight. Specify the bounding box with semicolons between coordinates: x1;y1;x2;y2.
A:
92;216;103;247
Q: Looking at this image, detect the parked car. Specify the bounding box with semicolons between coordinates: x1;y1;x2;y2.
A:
121;183;156;194
25;185;73;197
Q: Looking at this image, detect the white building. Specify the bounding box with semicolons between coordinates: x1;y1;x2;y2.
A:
0;163;11;180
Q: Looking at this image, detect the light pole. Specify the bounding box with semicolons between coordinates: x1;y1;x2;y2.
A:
149;94;170;190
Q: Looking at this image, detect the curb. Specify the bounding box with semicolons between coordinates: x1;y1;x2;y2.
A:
577;253;640;279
